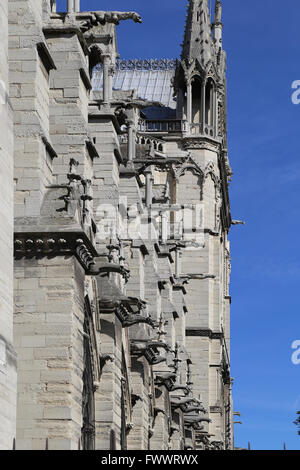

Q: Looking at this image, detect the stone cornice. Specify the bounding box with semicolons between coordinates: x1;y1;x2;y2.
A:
14;230;97;272
182;137;221;152
186;328;224;340
43;22;90;56
88;107;122;137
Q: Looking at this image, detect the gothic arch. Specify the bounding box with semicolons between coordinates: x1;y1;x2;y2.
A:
204;162;222;231
120;349;132;450
81;296;99;450
174;156;204;189
89;45;104;78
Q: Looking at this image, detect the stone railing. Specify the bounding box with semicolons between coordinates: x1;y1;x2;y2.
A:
138;120;187;133
190;123;215;137
138;120;216;137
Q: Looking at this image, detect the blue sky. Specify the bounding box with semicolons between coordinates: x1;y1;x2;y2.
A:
57;0;300;450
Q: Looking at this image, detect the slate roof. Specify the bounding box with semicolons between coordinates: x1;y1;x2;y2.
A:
92;59;178;110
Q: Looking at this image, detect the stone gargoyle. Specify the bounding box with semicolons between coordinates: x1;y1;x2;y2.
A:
170;384;191;395
122;314;155;328
154;372;177;386
151;355;167;365
131;340;170;354
184;405;207;414
87;262;130;281
94;11;142;25
171;397;195;409
184;415;211;424
80;11;142;33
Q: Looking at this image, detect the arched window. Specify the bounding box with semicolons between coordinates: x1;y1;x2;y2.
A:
81;306;95;450
120;351;131;450
205;79;215;136
192;77;202;125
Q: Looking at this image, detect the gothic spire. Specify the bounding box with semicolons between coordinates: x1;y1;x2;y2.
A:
181;0;213;65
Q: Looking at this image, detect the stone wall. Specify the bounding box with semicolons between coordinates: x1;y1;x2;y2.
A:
14;257;85;450
0;0;17;451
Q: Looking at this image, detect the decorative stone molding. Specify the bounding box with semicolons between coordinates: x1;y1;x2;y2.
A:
14;233;96;272
116;59;178;71
186;328;224;340
182;138;221;152
173;154;204;182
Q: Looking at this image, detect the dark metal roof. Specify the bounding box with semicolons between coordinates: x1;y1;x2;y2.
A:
92;59;178;109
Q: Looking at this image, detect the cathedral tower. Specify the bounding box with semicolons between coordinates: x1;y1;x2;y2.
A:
172;0;233;448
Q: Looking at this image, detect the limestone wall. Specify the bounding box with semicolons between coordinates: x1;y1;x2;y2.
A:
0;0;17;450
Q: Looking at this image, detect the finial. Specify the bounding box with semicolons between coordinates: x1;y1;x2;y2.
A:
213;0;222;25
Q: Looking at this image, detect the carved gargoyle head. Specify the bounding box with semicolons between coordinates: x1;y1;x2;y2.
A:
132;13;142;24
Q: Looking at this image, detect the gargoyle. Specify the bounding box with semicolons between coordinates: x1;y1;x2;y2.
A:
148;340;170;351
133;344;167;365
131;394;142;407
170;384;191;395
154;407;166;417
123;314;155;328
210;441;224;451
87;262;130;281
100;353;114;370
231;220;245;226
171;397;195;409
184;405;206;414
80;11;142;32
151;355;167;365
94;11;142;25
154;372;176;386
184;415;211;424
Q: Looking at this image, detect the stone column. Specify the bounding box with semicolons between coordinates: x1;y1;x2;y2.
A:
186;81;192;129
213;89;218;138
161;212;168;244
108;64;114;102
201;80;206;133
102;56;110;106
175;248;181;278
74;0;80;12
127;121;135;162
67;0;74;13
145;168;153;208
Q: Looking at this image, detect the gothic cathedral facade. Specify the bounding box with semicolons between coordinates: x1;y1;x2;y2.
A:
0;0;234;450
